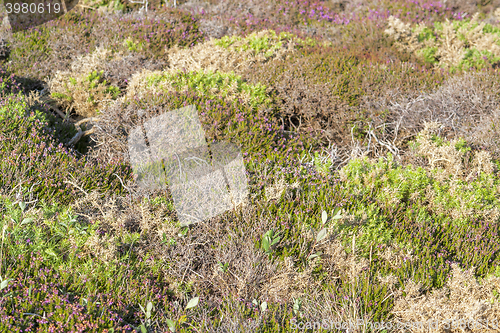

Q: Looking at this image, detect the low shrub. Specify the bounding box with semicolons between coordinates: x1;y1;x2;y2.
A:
340;131;499;226
89;87;309;175
0;67;23;97
3;8;205;82
0;92;132;206
101;53;166;91
380;70;500;163
126;69;271;111
49;48;122;118
214;29;318;57
243;40;449;161
385;10;500;71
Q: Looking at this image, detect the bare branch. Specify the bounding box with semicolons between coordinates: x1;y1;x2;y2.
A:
67;117;100;147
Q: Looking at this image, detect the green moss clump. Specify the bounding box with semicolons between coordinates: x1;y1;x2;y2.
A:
143;69;272;110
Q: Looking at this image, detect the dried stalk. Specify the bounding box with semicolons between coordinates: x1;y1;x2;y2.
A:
67;117;101;147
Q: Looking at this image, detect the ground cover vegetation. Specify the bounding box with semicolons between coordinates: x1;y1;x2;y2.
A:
1;0;500;331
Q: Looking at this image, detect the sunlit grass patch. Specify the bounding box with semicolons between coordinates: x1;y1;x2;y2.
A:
385;10;500;72
214;29;318;57
128;69;271;110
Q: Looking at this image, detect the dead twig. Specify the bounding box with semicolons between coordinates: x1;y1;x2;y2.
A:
67;117;101;147
67;128;96;147
75;117;101;127
77;4;96;10
63;173;89;195
51;105;68;120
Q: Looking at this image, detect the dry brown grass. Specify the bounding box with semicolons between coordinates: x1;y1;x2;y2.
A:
297;234;416;332
47;46;119;118
415;121;469;179
415;121;496;179
386;10;500;69
392;263;500;332
69;188;280;302
264;175;300;203
365;70;500;164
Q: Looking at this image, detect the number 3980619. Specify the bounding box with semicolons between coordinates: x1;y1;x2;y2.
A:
5;2;62;14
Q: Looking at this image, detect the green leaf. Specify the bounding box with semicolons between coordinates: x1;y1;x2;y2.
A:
51;92;73;101
218;262;229;272
21;218;33;225
146;301;153;317
19;201;26;212
308;252;322;260
270;236;280;246
293;298;302;315
0;278;12;290
139;324;147;333
44;249;57;258
316;228;327;242
322;210;328;224
166;319;176;332
261;301;267;312
262;237;270;252
185;296;199;310
332;207;343;220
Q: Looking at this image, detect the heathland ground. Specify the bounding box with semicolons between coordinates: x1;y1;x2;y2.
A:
1;0;500;332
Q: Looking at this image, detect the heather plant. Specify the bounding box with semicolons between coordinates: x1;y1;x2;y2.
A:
183;0;344;36
377;0;465;25
118;29;304;116
0;67;23;96
0;93;132;206
0;195;162;331
1;23;74;81
90;80;311;177
69;8;206;58
0;88;97;154
0;91;49;126
5;0;500;330
242;38;450;158
333;132;500;298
